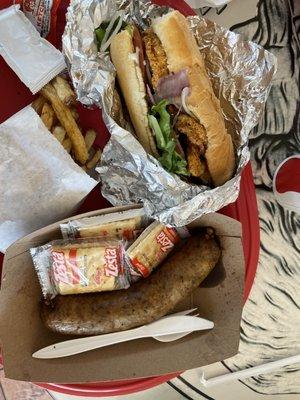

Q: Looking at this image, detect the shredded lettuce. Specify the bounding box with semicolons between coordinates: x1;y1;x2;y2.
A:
95;26;106;50
148;115;165;149
148;100;189;176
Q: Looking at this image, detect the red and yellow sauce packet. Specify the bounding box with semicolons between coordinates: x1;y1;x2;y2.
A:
31;238;129;299
126;221;182;278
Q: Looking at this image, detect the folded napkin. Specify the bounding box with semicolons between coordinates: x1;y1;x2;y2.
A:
0;5;66;93
0;106;97;252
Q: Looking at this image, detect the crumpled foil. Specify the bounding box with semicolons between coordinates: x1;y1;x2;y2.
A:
63;0;276;226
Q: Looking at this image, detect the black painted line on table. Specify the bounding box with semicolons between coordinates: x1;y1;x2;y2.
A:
167;381;195;400
177;376;215;400
201;8;211;17
221;360;232;372
0;383;7;400
216;5;227;15
238;378;300;396
230;16;258;32
46;389;57;400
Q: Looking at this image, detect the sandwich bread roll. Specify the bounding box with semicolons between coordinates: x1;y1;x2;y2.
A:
110;11;235;186
152;11;235;186
110;30;158;156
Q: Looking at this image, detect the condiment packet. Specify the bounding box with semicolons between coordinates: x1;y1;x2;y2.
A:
126;221;189;278
0;5;66;94
16;0;62;39
0;105;97;253
30;238;129;299
60;208;152;241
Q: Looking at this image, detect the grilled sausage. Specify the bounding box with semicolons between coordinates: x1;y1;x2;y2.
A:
41;230;221;336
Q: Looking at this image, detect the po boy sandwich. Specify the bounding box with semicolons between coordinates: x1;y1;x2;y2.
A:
97;10;235;186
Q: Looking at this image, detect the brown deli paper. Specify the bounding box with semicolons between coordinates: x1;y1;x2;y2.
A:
0;205;244;383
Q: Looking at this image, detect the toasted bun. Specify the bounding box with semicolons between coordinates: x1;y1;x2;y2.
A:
110;30;157;156
152;11;235;186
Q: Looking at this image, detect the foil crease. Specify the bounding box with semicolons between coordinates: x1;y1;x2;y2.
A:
63;0;276;226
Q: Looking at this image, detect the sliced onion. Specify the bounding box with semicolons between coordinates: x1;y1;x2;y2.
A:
100;11;124;52
169;98;181;108
128;53;138;63
132;26;146;81
128;46;140;64
171;104;185;157
175;138;185;158
100;11;121;49
157;69;189;99
181;87;193;117
146;84;155;105
135;46;140;59
172;102;183;128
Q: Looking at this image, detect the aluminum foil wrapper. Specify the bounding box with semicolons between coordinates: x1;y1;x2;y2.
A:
63;0;276;226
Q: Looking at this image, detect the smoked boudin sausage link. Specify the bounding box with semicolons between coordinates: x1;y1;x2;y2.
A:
41;231;221;336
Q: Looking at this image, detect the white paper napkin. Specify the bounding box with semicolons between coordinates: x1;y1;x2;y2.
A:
0;106;97;252
0;5;66;94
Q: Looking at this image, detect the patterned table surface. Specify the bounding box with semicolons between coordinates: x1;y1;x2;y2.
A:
1;0;299;399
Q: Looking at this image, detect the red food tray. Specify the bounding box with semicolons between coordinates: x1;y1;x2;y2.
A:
0;0;259;397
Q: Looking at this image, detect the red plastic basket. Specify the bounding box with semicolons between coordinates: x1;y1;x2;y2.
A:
0;0;260;397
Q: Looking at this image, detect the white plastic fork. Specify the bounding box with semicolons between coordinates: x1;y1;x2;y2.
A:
155;308;199;342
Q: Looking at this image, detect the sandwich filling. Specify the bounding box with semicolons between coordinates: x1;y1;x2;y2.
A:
95;17;211;183
143;28;210;183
